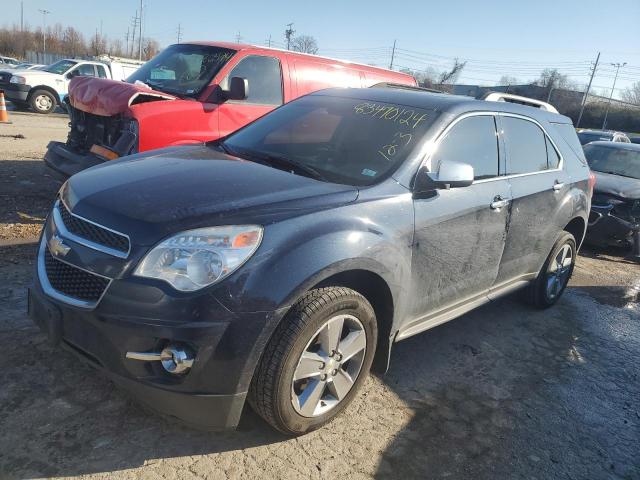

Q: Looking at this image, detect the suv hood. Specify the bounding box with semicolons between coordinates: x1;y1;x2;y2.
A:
69;77;176;116
593;171;640;199
61;145;359;245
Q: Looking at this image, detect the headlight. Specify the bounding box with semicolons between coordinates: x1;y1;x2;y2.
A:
10;75;26;84
134;226;263;292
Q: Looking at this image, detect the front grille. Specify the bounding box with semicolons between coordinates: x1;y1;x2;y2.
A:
44;249;109;302
58;201;130;254
66;106;124;153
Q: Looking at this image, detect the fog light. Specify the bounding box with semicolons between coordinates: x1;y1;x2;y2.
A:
160;345;194;374
126;344;194;375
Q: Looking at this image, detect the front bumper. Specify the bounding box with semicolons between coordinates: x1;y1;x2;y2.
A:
44;141;106;179
29;285;246;429
1;82;30;102
29;215;281;430
586;204;636;247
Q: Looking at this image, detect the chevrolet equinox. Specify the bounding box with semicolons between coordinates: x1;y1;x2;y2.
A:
29;87;592;435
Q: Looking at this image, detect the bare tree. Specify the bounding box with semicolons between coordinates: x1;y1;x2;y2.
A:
109;38;124;57
89;32;108;56
62;27;85;57
534;68;575;90
438;58;466;85
499;75;519;86
142;38;160;60
291;35;318;54
621;81;640;105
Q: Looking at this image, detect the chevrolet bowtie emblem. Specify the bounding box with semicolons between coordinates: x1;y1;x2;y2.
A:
49;234;71;257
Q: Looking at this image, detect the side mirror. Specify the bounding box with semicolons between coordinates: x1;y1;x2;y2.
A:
434;160;474;188
414;160;474;196
226;76;248;101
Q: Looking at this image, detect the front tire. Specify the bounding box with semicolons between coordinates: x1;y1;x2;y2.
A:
248;287;377;435
29;89;56;114
522;231;576;308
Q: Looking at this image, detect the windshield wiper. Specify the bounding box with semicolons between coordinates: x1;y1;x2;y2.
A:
230;148;327;182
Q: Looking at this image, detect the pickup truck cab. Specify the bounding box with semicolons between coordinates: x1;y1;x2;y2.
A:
1;57;143;114
44;42;416;178
0;55;20;68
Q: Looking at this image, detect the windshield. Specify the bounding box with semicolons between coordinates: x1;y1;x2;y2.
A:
127;44;235;98
584;144;640;179
578;131;612;145
44;60;77;74
222;95;438;186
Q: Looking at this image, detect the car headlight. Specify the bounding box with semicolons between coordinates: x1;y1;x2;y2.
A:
9;75;26;84
134;226;263;292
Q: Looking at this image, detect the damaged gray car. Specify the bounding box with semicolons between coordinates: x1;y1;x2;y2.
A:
585;142;640;253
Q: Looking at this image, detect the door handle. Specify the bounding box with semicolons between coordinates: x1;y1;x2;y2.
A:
552;182;564;192
490;196;510;210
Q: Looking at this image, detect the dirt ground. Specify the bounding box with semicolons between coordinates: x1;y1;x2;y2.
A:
0;112;639;480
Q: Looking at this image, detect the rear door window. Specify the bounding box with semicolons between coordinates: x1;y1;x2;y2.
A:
502;116;549;174
431;115;499;180
96;65;108;78
223;55;283;105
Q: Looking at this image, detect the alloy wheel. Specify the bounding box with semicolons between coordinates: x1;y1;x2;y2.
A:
546;243;573;300
291;314;367;417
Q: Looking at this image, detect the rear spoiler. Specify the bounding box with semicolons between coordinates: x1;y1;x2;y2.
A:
481;92;559;113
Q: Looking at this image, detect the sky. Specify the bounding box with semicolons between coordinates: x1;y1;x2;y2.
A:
6;0;640;98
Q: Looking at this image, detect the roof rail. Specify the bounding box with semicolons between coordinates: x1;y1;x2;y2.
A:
482;92;559;113
370;82;446;94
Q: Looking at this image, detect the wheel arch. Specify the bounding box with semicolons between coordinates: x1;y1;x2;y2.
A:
312;269;396;374
564;216;587;250
28;85;61;104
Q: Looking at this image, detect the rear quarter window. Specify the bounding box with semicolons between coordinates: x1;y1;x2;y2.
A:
552;123;587;164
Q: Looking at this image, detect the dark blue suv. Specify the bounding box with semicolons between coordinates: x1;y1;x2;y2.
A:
29;87;592;434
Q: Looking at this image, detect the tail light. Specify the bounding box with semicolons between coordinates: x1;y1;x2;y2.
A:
588;170;596;196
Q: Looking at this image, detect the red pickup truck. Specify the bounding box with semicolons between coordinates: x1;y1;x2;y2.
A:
45;41;416;178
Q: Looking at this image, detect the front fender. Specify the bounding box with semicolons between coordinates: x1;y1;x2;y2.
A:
213;213;413;315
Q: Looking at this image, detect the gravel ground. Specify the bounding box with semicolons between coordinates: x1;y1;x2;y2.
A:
0;112;639;480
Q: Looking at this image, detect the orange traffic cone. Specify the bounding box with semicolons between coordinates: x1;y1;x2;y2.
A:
0;90;11;124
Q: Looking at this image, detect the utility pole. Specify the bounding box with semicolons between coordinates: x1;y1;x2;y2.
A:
576;51;600;128
285;23;295;50
38;9;51;57
130;12;138;58
125;27;130;55
265;35;272;48
177;24;182;43
138;0;144;61
602;62;627;130
235;31;242;44
20;1;24;33
389;40;396;70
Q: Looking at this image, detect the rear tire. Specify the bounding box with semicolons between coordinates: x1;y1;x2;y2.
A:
29;89;56;114
248;287;377;435
522;231;576;309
